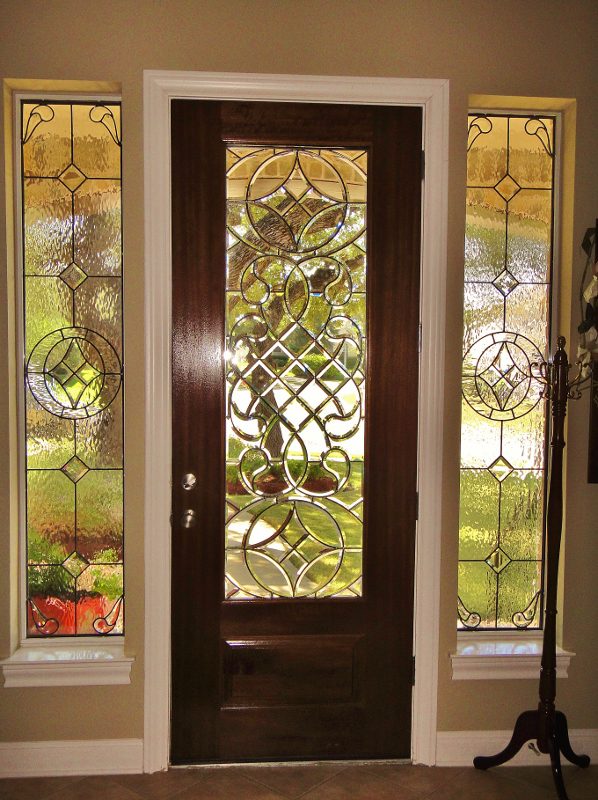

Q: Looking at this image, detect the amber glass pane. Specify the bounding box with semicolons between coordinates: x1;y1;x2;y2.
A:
458;114;554;629
22;101;123;636
225;147;366;599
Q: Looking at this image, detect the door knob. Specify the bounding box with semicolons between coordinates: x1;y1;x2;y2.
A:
182;472;197;491
181;509;197;528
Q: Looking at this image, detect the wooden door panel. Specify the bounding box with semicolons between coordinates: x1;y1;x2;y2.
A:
171;98;422;763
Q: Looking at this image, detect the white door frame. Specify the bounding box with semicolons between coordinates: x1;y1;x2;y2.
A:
143;70;449;772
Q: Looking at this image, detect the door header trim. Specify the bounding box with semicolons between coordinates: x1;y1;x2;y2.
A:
143;70;449;772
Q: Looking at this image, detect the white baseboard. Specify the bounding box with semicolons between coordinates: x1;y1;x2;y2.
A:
0;738;143;778
436;729;598;767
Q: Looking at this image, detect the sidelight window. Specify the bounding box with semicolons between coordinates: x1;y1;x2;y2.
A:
458;113;556;630
19;98;124;636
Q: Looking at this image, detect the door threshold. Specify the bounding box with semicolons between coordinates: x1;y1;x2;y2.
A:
170;758;413;769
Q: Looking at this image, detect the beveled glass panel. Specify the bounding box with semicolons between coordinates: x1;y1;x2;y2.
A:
22;101;123;636
458;114;554;629
225;147;367;600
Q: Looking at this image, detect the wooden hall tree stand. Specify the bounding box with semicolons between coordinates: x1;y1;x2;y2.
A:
473;338;591;799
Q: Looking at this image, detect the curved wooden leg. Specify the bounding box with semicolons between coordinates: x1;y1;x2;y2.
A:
474;709;538;770
556;711;591;768
548;730;570;800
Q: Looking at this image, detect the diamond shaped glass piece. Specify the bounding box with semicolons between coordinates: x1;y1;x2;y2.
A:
64;340;90;372
58;163;86;192
492;269;519;296
62;551;89;578
495;173;521;202
59;262;88;290
280;362;312;392
488;455;514;482
262;344;292;374
49;361;74;385
62;374;88;406
76;361;101;384
485;547;511;574
282;325;312;356
61;455;90;483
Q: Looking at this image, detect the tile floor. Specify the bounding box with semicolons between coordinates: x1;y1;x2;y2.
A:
0;763;596;800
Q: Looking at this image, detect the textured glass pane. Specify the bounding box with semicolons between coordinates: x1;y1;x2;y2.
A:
22;103;71;177
25;276;72;357
464;189;506;282
26;392;75;469
27;470;75;563
72;103;121;178
23;178;72;275
458;114;554;630
22;101;123;636
76;470;123;562
73;277;122;357
74;180;122;275
225;147;366;600
459;469;499;559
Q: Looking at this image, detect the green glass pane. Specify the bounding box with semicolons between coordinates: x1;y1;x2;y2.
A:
72;103;121;178
23;178;73;276
458;561;498;629
458;469;499;559
76;470;123;562
22;103;71;177
27;470;75;562
499;470;544;560
225;147;366;600
74;180;122;275
497;561;542;628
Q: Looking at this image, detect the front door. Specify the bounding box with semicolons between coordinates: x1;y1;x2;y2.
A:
170;99;422;763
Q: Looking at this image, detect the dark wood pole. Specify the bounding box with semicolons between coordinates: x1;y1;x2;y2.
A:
474;338;590;800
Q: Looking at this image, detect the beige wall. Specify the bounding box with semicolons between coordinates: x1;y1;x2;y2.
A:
1;0;597;745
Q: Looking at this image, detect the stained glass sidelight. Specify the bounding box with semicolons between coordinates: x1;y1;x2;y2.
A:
22;100;123;635
225;146;367;599
458;114;555;629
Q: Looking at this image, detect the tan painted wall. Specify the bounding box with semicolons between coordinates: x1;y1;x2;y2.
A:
1;0;596;744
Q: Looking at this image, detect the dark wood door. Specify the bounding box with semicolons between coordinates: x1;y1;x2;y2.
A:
171;99;422;764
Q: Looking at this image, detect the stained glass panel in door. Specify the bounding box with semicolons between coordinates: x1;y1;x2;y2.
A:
224;147;367;599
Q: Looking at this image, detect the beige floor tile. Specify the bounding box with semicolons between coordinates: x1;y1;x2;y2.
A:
299;766;423;799
0;776;81;800
165;769;288;800
111;768;205;799
44;775;144;800
361;763;465;794
239;763;346;798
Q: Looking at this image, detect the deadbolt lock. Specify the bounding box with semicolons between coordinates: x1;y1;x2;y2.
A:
182;473;197;491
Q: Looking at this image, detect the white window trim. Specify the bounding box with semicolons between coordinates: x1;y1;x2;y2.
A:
1;90;132;689
451;630;574;680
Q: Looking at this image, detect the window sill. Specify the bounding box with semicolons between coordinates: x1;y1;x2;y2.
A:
0;640;133;687
451;632;574;680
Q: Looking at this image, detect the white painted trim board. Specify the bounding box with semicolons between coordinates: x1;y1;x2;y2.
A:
0;739;143;778
435;729;598;767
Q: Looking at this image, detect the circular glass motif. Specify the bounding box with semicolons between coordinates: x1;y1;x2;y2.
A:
27;327;122;419
462;332;543;421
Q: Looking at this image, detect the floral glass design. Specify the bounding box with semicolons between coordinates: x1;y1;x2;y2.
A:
22;100;123;635
224;146;367;599
458;114;555;629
